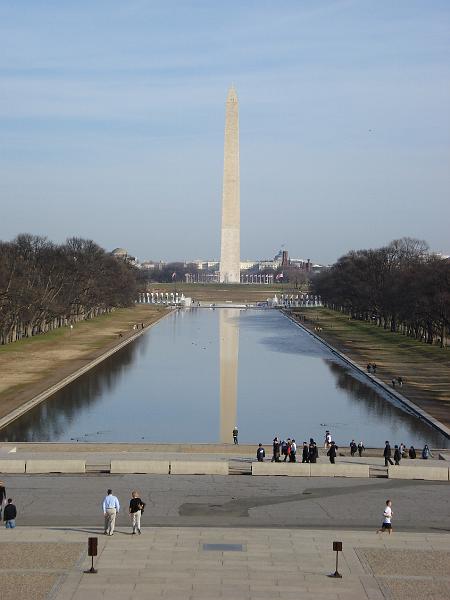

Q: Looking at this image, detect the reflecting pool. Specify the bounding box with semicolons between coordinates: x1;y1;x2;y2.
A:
0;309;448;447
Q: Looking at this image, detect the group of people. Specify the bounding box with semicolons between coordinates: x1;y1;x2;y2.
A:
102;489;146;536
257;432;435;468
267;437;321;463
391;377;403;388
350;440;366;456
0;480;17;529
383;441;433;466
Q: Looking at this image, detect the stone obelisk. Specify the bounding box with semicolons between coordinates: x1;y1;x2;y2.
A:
219;86;240;283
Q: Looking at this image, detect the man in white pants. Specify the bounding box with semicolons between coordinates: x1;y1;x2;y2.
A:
102;489;120;536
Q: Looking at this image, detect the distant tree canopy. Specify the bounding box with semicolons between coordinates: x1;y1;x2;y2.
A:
138;262;199;284
0;234;137;345
311;238;450;348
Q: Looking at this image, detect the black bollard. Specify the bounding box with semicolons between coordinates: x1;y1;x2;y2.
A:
329;541;343;578
84;537;98;574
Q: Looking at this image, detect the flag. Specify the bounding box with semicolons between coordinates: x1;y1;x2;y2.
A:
276;272;284;280
171;272;176;280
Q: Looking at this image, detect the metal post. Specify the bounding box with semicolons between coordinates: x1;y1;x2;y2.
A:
85;537;98;574
329;541;342;578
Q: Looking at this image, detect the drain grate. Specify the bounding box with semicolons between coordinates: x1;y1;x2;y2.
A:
203;543;244;552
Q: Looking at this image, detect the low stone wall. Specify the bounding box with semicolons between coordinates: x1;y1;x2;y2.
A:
388;465;449;481
25;460;86;474
310;463;369;477
251;462;369;477
252;462;310;476
0;460;26;473
170;461;229;475
110;460;169;474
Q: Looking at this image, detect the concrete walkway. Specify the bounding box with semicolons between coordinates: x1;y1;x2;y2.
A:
0;526;449;599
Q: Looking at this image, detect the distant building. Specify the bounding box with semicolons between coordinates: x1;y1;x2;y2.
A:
111;247;138;266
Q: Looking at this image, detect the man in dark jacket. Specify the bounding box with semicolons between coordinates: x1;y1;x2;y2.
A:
384;441;394;466
256;444;265;462
302;442;309;463
327;441;338;464
3;499;16;528
309;441;318;463
271;437;280;462
393;445;401;465
350;440;357;457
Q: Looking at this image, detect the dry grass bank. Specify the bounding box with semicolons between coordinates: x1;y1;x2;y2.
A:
0;305;166;420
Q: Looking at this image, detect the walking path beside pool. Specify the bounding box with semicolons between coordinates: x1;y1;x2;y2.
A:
0;526;449;600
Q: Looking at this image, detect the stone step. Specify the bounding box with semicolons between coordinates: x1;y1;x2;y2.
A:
369;465;388;478
85;463;110;473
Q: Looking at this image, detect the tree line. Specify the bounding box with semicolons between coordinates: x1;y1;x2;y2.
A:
312;237;450;347
0;234;137;345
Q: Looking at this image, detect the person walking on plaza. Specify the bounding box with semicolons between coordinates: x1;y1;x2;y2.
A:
357;441;365;457
129;490;145;535
324;430;332;449
103;489;120;536
409;445;416;459
327;441;337;464
394;445;401;466
271;437;280;462
302;442;309;463
0;480;6;520
232;426;239;445
281;439;288;462
3;498;17;529
377;499;393;535
256;443;265;462
290;439;297;462
350;440;357;457
384;441;394;466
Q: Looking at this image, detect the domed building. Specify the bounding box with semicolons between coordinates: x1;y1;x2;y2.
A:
111;247;128;258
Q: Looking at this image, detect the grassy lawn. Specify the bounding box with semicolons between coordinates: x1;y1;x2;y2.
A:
148;282;305;302
291;307;450;428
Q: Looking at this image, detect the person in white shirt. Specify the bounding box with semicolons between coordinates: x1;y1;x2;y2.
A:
377;499;393;535
102;489;120;536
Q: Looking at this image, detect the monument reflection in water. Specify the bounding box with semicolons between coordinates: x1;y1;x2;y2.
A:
0;309;448;447
220;309;239;443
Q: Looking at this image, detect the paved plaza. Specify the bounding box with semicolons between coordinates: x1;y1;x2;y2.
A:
2;471;449;531
1;449;449;598
0;526;449;600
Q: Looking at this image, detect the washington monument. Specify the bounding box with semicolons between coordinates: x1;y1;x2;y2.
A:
219;86;240;283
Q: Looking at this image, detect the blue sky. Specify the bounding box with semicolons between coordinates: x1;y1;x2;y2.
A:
1;0;449;263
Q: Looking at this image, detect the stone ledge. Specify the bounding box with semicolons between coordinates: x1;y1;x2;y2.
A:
110;460;169;474
170;461;229;475
0;459;26;474
310;463;370;477
388;465;449;481
25;460;86;474
251;462;310;476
